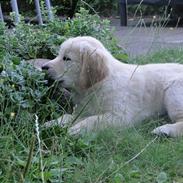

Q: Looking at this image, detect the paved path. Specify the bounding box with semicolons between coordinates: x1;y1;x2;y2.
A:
111;18;183;57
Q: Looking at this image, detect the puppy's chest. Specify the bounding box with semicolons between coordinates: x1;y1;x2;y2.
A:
72;91;107;117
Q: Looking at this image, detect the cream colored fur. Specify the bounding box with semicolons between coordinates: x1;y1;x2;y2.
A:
43;36;183;137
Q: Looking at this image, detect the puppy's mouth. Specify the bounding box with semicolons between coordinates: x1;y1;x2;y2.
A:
43;70;58;84
57;80;72;91
44;73;55;86
44;75;71;92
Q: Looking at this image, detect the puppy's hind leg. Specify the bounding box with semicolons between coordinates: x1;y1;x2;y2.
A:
152;79;183;137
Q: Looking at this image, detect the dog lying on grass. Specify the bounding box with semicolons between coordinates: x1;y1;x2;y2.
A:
42;36;183;137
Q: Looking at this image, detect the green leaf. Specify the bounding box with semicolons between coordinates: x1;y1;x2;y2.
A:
114;53;128;61
0;64;3;73
130;169;141;178
49;168;70;177
12;57;20;65
65;156;83;166
14;156;26;167
114;173;125;183
156;172;168;183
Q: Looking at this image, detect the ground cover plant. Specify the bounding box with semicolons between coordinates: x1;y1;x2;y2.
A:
1;8;183;183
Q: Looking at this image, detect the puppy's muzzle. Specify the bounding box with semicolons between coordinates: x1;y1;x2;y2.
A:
42;65;49;71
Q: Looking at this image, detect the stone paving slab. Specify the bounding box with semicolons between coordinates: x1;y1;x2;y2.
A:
111;18;183;57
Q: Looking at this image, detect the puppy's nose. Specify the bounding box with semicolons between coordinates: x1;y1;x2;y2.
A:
42;65;49;71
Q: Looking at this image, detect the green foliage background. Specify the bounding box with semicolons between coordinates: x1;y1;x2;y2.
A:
0;5;183;183
0;9;128;182
1;7;125;123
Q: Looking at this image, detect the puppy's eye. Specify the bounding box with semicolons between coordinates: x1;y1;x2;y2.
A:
63;56;71;61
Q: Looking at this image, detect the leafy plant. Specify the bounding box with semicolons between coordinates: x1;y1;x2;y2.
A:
78;0;119;16
3;8;126;60
1;7;126;124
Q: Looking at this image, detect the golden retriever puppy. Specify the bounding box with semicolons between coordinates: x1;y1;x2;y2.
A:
42;36;183;137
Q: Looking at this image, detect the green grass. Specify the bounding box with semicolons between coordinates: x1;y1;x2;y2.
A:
1;48;183;183
128;48;183;65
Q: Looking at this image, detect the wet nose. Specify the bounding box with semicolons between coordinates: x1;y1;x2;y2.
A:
42;65;49;71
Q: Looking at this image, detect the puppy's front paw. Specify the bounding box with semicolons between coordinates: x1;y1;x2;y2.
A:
68;124;81;136
43;115;73;128
151;124;176;137
43;119;64;128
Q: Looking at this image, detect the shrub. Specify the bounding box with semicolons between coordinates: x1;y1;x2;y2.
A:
1;8;126;124
1;54;54;122
4;8;125;59
77;0;119;16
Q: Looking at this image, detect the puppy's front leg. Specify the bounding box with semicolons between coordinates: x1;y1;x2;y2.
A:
44;114;73;128
68;113;115;135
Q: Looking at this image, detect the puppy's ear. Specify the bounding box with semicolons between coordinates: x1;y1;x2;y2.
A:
79;44;109;89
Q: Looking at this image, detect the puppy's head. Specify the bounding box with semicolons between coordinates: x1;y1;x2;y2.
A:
42;36;109;90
